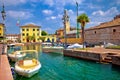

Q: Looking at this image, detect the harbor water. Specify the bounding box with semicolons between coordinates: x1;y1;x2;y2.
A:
8;45;120;80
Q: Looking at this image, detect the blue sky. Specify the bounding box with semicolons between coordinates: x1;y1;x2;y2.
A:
0;0;120;34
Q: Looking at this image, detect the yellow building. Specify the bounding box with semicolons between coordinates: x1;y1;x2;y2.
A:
40;35;57;43
20;24;41;43
0;23;4;38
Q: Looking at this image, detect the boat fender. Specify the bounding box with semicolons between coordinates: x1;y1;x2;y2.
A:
11;67;15;75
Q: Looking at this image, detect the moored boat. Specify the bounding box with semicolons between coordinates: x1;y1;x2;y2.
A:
8;51;26;62
15;50;41;77
42;45;64;54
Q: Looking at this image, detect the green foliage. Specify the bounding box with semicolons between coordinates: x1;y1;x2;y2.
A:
77;13;90;49
39;37;45;42
41;30;48;36
27;36;35;42
106;46;120;49
77;13;90;27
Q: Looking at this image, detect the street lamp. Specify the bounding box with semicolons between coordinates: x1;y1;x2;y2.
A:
1;4;6;54
62;9;69;49
75;0;79;38
1;4;6;21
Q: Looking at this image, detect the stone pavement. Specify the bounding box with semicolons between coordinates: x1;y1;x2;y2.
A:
0;44;13;80
87;47;120;54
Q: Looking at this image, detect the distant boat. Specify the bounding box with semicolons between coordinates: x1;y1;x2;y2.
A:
15;50;41;77
42;42;64;54
8;43;24;47
67;43;85;49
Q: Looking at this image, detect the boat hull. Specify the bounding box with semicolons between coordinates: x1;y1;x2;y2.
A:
8;54;25;62
15;62;41;77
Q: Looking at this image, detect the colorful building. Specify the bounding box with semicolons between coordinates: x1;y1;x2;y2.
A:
20;24;41;43
6;34;20;43
40;35;57;43
0;23;4;38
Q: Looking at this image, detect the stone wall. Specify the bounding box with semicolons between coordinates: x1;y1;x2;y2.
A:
85;26;120;45
64;50;104;62
112;55;120;66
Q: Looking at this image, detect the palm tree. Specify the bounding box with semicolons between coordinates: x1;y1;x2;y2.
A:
27;36;35;42
77;13;90;48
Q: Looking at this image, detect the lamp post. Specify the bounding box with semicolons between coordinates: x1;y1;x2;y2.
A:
75;0;79;38
1;4;6;54
62;9;69;49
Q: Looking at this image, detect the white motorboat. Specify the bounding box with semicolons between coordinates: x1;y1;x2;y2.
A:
15;50;41;77
42;46;64;54
8;51;26;62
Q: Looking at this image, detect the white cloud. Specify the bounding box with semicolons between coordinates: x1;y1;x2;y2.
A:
92;10;104;16
89;7;119;28
46;16;57;20
116;0;120;4
7;10;33;19
44;0;54;6
68;9;74;14
0;0;27;5
42;0;84;7
42;27;54;34
42;10;53;15
51;16;56;19
92;7;119;17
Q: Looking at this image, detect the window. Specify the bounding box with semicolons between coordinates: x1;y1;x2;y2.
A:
22;33;25;36
37;33;39;36
94;31;96;34
113;29;116;32
26;29;29;31
33;29;35;31
26;33;29;36
22;29;25;31
37;29;39;31
33;33;35;36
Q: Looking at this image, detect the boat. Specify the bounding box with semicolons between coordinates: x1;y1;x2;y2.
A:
15;50;41;77
8;50;26;62
8;43;24;47
42;42;64;54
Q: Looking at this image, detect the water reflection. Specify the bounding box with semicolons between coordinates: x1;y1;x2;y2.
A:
21;44;42;52
7;44;120;80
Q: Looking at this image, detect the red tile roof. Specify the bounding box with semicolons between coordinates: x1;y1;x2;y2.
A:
20;24;41;28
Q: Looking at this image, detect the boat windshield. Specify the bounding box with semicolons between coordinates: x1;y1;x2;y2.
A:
15;50;38;61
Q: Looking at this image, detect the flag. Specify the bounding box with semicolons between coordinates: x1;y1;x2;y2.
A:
16;18;20;26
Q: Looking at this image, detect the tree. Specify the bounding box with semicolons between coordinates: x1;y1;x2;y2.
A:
39;36;45;42
41;30;48;36
77;13;90;48
27;36;35;42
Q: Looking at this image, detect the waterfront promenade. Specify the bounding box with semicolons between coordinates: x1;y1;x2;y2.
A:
64;47;120;64
0;44;13;80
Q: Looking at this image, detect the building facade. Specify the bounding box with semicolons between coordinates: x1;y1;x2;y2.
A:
85;15;120;45
6;34;20;43
0;23;4;38
20;24;41;43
